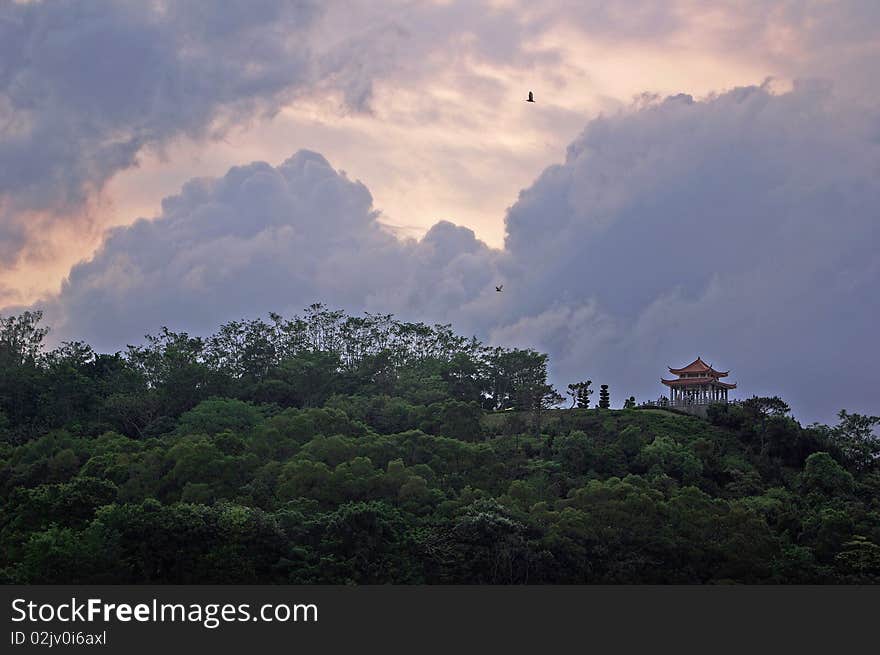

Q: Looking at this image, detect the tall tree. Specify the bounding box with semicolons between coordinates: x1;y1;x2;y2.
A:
742;395;792;456
832;410;880;473
0;311;50;439
598;384;610;409
485;348;553;412
566;381;593;409
0;311;49;367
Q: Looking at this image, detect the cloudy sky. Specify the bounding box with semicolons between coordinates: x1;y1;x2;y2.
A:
1;0;878;423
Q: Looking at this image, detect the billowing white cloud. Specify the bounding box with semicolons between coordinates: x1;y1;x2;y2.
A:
4;2;880;424
39;150;498;349
0;0;368;268
32;80;879;423
489;81;880;422
6;0;880;308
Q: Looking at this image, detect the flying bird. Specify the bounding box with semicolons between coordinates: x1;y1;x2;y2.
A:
496;285;504;292
526;91;535;103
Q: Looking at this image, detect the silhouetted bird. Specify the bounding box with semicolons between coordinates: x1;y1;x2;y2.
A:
526;91;535;103
496;285;503;292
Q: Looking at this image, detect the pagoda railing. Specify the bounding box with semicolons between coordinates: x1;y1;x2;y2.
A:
642;397;741;409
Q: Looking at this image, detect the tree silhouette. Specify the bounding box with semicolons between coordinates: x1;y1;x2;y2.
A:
599;384;610;409
566;381;593;409
3;307;878;585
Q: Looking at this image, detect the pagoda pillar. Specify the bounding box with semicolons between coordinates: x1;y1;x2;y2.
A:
664;359;736;408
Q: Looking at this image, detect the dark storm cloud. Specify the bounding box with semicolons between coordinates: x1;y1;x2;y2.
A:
488;81;880;422
39;150;497;349
0;0;359;266
5;0;877;423
36;81;879;423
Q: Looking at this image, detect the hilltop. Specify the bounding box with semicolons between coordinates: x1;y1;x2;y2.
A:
1;308;878;584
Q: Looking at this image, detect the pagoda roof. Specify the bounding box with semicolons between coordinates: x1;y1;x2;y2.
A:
668;356;729;377
661;377;736;389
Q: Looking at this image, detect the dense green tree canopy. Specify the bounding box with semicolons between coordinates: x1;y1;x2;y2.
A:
1;308;878;584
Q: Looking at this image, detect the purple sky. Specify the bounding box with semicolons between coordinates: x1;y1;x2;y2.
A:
1;1;878;423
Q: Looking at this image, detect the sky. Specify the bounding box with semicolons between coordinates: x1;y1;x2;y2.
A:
1;0;878;424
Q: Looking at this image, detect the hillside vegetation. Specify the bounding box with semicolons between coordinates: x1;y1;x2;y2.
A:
1;308;879;584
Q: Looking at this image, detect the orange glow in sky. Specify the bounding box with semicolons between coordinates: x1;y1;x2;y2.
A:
0;2;812;308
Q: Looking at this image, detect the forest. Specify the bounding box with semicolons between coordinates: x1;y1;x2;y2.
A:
1;306;879;584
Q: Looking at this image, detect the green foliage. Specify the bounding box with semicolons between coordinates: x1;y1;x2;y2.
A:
834;536;880;583
553;430;595;476
831;410;880;473
177;398;265;436
0;310;49;367
802;452;855;497
566;381;593;409
316;501;421;583
0;308;877;584
636;435;703;485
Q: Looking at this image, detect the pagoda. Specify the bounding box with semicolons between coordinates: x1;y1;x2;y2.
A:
661;357;736;406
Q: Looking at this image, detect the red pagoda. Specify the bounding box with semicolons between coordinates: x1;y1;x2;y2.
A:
661;357;736;406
